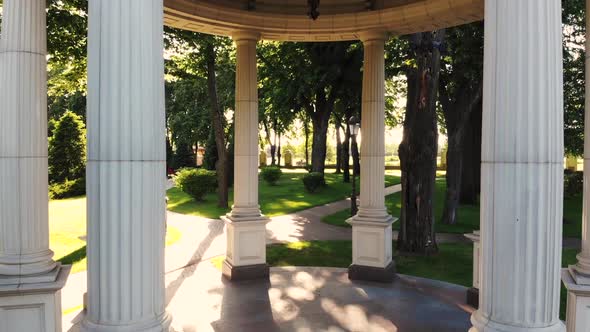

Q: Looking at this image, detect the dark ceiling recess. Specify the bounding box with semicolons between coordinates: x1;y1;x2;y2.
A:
247;0;256;10
308;0;320;20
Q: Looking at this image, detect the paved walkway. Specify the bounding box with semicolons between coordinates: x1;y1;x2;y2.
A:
61;182;582;330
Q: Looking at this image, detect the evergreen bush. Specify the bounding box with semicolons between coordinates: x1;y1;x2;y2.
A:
48;111;86;184
261;166;282;185
173;168;217;201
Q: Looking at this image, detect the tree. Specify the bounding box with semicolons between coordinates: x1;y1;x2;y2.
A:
165;29;236;209
439;23;484;225
563;0;586;157
48;111;86;184
397;31;445;254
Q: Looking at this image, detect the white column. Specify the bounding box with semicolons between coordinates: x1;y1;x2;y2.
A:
0;2;70;332
561;1;590;331
81;1;171;331
0;0;58;281
348;30;395;282
471;1;565;332
221;31;269;281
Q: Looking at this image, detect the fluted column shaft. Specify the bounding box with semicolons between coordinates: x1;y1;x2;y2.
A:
0;0;57;279
231;31;261;218
82;1;171;331
347;31;395;282
471;1;565;331
359;31;388;220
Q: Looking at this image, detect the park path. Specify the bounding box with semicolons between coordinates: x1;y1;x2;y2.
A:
61;182;582;327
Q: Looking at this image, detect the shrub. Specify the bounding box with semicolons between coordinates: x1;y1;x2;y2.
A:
261;166;282;185
564;170;583;198
49;178;86;199
49;111;86;184
174;168;217;201
303;172;326;193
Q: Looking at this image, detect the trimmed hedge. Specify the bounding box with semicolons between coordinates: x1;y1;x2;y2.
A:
173;168;217;201
49;178;86;199
302;172;326;193
261;166;282;185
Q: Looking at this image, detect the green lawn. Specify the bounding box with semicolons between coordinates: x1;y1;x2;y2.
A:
50;197;181;274
222;240;576;320
167;169;401;219
323;178;584;238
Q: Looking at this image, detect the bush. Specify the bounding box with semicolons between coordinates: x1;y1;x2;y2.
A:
261;166;282;185
49;178;86;199
303;172;326;193
564;170;583;198
49;111;86;184
173;168;217;201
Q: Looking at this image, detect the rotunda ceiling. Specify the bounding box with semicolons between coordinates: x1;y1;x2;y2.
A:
164;0;483;41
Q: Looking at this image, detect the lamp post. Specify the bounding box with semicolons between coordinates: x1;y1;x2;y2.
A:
349;116;361;216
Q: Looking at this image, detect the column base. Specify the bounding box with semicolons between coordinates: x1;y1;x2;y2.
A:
348;261;396;283
80;312;172;332
0;265;70;332
222;260;269;281
569;261;590;285
0;263;60;286
466;287;479;308
469;310;565;332
562;268;590;332
221;213;269;281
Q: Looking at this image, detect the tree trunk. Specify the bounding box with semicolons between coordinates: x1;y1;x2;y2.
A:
441;130;463;225
351;132;360;176
205;41;229;209
277;132;282;166
270;119;277;166
310;113;330;174
397;30;445;255
304;116;310;166
335;120;343;174
460;102;482;204
343;120;351;183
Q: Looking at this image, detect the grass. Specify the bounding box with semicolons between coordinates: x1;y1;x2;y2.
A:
563;193;583;238
323;178;480;234
167;169;401;219
49;197;182;274
323;177;584;238
210;240;579;320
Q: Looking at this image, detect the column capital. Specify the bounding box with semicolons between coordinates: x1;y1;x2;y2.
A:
358;30;388;44
232;30;261;43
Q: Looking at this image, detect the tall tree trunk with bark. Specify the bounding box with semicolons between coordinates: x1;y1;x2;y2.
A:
440;80;482;224
205;41;229;208
277;132;282;166
397;30;445;254
307;91;336;174
460;102;482;204
335;120;343;174
304;115;310;166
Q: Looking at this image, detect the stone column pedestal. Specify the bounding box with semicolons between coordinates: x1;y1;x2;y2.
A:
0;1;69;331
222;31;269;281
348;30;396;283
464;231;480;308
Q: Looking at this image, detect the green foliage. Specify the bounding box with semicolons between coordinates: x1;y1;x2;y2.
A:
564;170;583;198
302;172;326;193
173;168;217;201
261;166;283;185
172;142;195;170
49;111;86;184
49;178;86;199
563;0;586;156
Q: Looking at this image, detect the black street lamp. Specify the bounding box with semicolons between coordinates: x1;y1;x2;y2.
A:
348;116;360;216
